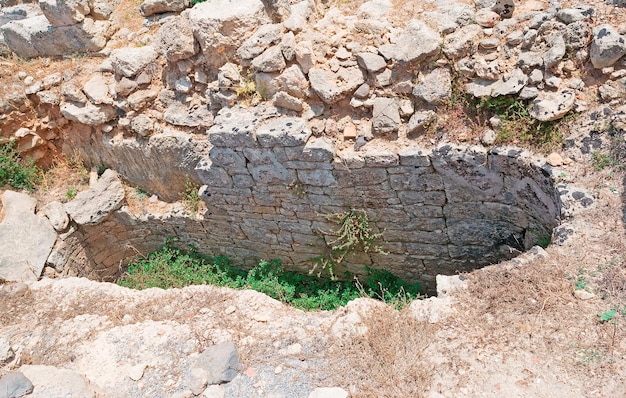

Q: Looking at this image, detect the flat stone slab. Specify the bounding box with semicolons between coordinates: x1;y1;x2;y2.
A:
0;191;56;282
64;169;125;225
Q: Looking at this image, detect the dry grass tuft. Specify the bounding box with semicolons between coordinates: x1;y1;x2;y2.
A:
329;305;434;397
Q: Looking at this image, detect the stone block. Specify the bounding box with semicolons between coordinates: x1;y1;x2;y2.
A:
398;147;431;167
297;169;336;187
256;117;312;147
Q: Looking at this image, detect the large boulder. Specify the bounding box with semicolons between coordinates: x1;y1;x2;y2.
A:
0;191;57;282
0;15;112;59
188;0;270;67
39;0;90;27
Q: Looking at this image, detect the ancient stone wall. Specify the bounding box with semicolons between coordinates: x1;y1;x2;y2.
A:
56;126;560;290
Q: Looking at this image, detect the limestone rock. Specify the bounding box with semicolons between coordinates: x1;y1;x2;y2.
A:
154;15;197;62
0;336;14;363
407;110;436;136
378;19;440;63
61;101;116;125
164;101;213;127
413;68;451;105
273;91;303;111
42;201;70;231
528;90;576;121
251;44;286;73
0;372;34;398
466;68;528;97
195;342;242;385
83;74;111;104
475;9;500;28
188;0;270;66
40;0;90;27
281;30;295;61
544;34;566;68
0;191;57;282
256;116;311;147
295;39;314;73
64;169;125;225
140;0;187;17
276;64;309;98
237;23;283;61
372;97;400;134
589;24;626;69
356;52;387;73
0;16;112;59
308;66;364;104
283;0;308;32
557;6;594;24
131;114;154;137
19;365;98;397
491;0;514;19
443;24;482;59
109;46;157;78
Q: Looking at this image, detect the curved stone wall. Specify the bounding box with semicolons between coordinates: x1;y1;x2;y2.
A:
56;114;560;292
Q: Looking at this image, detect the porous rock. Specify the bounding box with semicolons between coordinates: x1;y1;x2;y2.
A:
589;24;626;69
528;90;576;121
64;169;125;225
195;342;242;385
0;191;56;282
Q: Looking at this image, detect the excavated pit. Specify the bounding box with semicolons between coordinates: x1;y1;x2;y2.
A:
52;126;561;293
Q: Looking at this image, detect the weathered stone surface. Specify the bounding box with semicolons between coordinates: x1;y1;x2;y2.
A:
295;39;314;73
276;64;309;98
544;34;566;68
308;66;364;104
64;169;125;225
273;91;303;111
42;201;70;232
195;342;242;385
251;44;286;73
529;90;576;121
0;372;34;398
589;24;626;69
140;0;187;17
356;52;387;73
0;191;56;282
378;19;440;63
20;365;97;397
109;46;157;78
188;0;270;66
491;0;514;19
407;110;436;136
164;101;213;127
443;24;482;59
297;169;335;186
237;23;282;60
256;117;311;147
83;74;111;104
154;15;197;62
40;0;90;27
557;6;594;24
475;9;500;27
0;16;112;59
466;68;528;97
283;0;308;31
372;97;400;134
413;68;451;105
61;101;116;125
127;88;158;111
131;114;154;137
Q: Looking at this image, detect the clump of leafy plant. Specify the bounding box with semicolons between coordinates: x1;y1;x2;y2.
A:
0;141;40;191
311;209;387;280
182;179;202;213
117;243;422;311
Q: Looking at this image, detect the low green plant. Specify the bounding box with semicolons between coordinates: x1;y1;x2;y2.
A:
0;141;41;191
311;209;387;280
235;71;257;99
117;243;422;311
65;187;78;201
598;308;618;324
182;179;202;213
592;151;621;171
